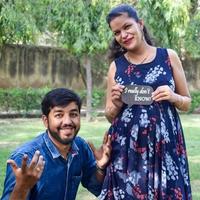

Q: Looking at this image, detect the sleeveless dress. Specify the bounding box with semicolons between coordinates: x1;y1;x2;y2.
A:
99;48;192;200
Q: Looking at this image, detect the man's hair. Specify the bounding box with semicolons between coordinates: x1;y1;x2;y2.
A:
41;88;82;116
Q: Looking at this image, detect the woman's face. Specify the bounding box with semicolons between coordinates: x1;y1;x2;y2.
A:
109;13;143;51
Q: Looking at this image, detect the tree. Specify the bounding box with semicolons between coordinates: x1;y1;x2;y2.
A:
136;0;200;88
48;0;112;121
0;0;38;44
1;0;199;96
137;0;190;54
184;0;200;58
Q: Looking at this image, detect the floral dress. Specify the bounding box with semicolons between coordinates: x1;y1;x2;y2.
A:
99;48;192;200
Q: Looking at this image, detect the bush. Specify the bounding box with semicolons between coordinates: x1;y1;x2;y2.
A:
1;88;198;115
0;87;106;116
78;88;105;109
189;91;200;113
0;87;51;114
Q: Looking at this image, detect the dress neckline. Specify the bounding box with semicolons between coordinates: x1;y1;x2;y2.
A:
123;47;158;67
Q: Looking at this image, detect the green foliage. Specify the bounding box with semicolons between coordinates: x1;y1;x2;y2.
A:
184;10;200;58
48;0;112;55
78;88;105;108
0;88;51;114
0;0;40;44
189;91;200;113
46;0;113;120
136;0;200;58
0;87;105;114
28;0;52;33
137;0;190;53
1;115;200;199
92;89;105;108
92;54;109;80
0;0;200;60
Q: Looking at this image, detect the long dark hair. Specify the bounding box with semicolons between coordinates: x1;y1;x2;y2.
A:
106;4;153;61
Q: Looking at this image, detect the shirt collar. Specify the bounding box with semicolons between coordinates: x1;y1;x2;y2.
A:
43;131;79;159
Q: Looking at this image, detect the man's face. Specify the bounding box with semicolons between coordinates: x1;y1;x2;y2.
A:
42;102;80;145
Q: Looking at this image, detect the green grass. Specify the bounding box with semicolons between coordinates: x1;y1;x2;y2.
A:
0;114;200;199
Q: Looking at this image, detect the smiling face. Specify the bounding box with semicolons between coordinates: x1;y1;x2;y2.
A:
109;13;144;51
42;102;80;146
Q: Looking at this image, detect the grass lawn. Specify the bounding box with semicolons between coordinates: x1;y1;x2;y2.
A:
0;114;200;199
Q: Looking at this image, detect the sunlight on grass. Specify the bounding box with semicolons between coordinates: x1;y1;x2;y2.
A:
191;180;200;199
0;114;199;199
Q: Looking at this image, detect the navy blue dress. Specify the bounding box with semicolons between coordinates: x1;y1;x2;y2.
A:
99;48;192;200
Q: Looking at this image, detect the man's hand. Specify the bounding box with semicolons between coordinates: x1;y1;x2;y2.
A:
88;132;112;169
8;150;45;193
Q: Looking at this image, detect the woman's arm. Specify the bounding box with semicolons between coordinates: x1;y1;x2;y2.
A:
105;62;124;122
168;49;191;111
152;49;191;112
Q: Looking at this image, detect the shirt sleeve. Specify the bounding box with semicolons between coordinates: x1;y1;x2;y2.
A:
1;162;16;200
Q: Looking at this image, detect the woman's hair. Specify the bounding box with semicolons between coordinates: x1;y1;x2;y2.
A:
41;88;82;116
106;4;153;61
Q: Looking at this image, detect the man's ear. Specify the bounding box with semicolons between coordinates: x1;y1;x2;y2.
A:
42;115;48;128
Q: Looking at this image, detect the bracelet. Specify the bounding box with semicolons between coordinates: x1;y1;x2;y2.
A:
96;165;106;175
178;95;184;108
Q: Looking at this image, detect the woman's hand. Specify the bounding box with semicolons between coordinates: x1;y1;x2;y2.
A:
105;62;125;122
111;84;124;109
152;85;177;103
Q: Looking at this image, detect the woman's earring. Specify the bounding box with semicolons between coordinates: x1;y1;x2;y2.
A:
141;28;144;40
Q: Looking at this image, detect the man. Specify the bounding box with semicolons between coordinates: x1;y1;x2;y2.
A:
1;88;111;200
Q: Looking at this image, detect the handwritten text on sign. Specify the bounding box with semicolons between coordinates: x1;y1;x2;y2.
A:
122;85;153;106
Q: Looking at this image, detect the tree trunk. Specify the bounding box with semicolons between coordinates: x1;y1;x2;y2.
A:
83;55;93;121
77;58;86;88
183;56;200;90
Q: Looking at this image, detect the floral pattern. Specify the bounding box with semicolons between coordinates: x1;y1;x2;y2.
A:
99;48;192;200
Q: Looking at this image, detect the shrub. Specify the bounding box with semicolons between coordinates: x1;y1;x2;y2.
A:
0;87;51;114
189;91;200;113
1;88;199;115
0;87;106;117
77;88;105;109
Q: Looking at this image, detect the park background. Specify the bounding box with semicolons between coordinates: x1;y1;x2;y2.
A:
0;0;200;199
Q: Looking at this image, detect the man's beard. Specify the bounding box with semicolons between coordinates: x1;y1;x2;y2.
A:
48;126;79;145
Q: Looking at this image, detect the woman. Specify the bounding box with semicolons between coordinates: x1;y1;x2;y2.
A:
100;4;192;200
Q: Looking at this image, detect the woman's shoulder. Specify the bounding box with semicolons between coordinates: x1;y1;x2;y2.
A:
108;60;117;74
157;47;179;63
166;48;182;70
166;48;180;62
113;54;127;66
156;47;177;54
166;48;178;57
